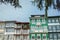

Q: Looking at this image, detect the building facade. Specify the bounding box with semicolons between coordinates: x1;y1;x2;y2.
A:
48;16;60;40
4;21;16;40
29;15;48;40
0;21;5;40
14;22;29;40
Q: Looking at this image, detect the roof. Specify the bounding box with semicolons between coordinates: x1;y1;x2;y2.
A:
48;16;60;18
0;21;16;23
31;15;45;17
16;22;29;24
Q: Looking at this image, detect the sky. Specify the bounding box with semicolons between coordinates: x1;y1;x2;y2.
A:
0;0;60;22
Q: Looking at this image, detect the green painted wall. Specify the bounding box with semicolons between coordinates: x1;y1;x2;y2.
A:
29;16;48;40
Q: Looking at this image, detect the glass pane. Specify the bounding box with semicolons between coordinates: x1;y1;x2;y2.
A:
54;34;57;39
58;33;60;39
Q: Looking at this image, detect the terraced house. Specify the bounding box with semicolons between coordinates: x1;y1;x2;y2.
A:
14;22;30;40
4;21;16;40
0;15;60;40
29;15;48;40
48;16;60;40
0;21;5;40
0;21;30;40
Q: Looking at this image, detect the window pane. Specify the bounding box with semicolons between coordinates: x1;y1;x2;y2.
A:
32;36;35;39
43;34;46;39
37;34;40;39
6;28;14;32
56;19;58;22
58;33;60;39
37;36;40;39
52;19;55;23
49;34;53;39
54;34;57;39
48;19;51;23
48;26;52;31
57;25;60;30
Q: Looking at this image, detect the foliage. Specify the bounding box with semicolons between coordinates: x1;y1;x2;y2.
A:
0;0;21;8
32;0;60;10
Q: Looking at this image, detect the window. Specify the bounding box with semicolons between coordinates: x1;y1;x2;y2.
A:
32;19;35;22
32;19;35;24
54;34;57;39
48;19;51;23
37;19;40;22
23;36;27;39
53;26;56;29
16;36;20;40
0;25;4;29
43;34;46;39
42;19;45;22
6;23;15;27
43;36;46;39
56;25;60;32
37;34;40;39
56;19;58;22
52;19;55;23
32;36;35;39
36;22;41;26
49;34;53;39
32;34;35;39
58;33;60;39
40;27;43;30
6;28;14;32
16;30;20;34
23;25;27;28
37;36;40;39
57;25;60;30
8;35;13;40
42;19;46;24
17;24;22;28
52;26;56;32
48;26;52;31
23;30;27;33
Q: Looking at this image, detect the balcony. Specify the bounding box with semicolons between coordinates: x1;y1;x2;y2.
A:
43;29;48;32
22;30;29;34
15;30;22;34
5;32;15;35
15;25;22;29
36;22;41;26
5;26;15;28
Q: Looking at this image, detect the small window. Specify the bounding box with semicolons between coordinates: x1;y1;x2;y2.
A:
31;19;35;24
54;34;57;39
43;36;46;39
23;36;27;39
32;36;35;39
53;26;56;30
6;28;14;32
32;19;35;22
58;33;60;39
23;25;27;28
48;26;52;30
37;19;40;22
16;36;20;40
43;34;46;39
52;19;55;23
49;34;53;39
57;25;60;30
42;19;45;22
48;19;51;23
40;27;43;30
37;36;40;39
56;19;58;22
